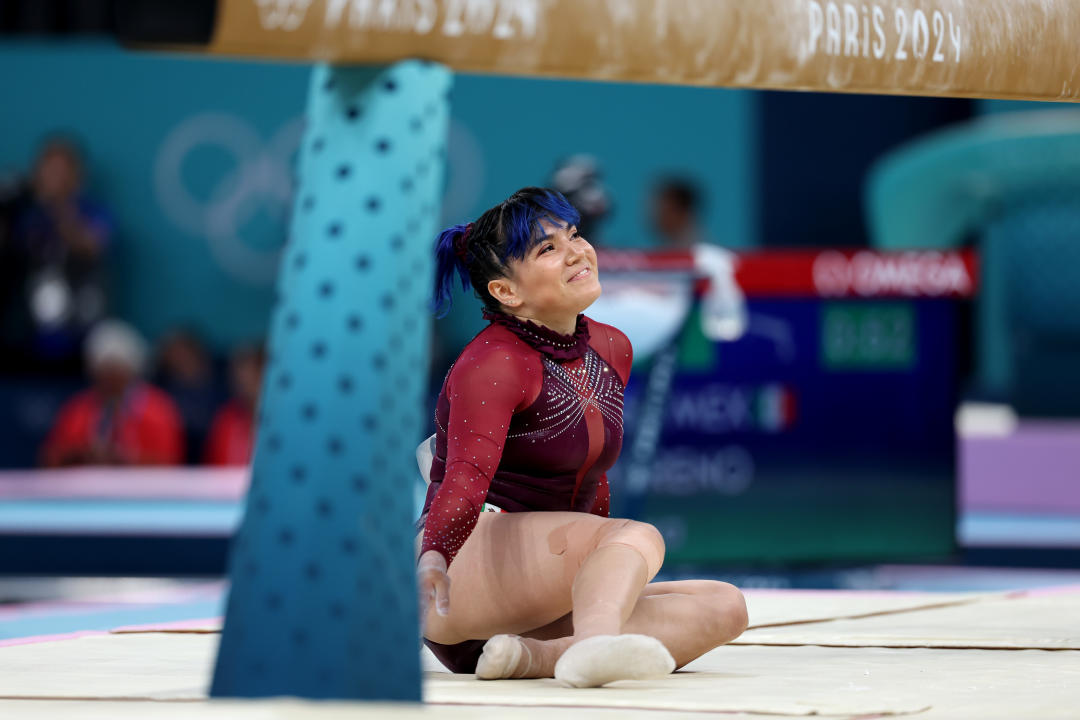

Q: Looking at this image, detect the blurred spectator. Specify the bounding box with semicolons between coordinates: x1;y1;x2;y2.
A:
153;328;222;463
651;176;706;249
8;135;114;374
41;320;185;467
550;154;612;244
203;344;265;466
651;176;747;340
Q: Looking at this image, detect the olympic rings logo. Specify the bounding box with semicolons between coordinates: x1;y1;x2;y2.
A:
254;0;313;30
154;112;304;286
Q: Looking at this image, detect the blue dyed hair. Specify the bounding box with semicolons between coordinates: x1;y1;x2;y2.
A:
432;187;581;317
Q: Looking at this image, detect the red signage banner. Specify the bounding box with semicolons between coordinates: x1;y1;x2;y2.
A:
596;248;978;298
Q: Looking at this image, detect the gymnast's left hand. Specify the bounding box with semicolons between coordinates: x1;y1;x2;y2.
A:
417;550;451;622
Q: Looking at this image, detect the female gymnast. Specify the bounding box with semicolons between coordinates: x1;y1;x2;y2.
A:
415;187;747;687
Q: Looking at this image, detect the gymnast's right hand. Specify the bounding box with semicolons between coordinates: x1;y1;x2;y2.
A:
417;550;451;622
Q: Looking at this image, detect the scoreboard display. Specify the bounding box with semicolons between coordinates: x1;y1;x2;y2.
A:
595;249;975;566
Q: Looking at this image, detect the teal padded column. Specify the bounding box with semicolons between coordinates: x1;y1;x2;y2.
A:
211;61;451;700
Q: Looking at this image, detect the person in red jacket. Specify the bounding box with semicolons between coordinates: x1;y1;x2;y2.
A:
415;188;747;687
203;344;265;466
41;320;184;467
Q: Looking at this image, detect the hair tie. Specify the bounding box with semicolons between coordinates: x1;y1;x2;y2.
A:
454;223;474;263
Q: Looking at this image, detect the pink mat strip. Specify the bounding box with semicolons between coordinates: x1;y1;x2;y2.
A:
0;630;107;648
0;467;249;501
0;582;224;621
744;589;952;599
1020;584;1080;598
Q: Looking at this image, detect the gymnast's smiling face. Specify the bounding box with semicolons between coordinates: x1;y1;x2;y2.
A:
488;218;601;324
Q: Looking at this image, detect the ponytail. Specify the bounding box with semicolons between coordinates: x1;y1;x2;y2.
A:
431;223;471;318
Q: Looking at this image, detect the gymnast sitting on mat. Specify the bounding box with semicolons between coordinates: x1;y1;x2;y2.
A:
414;187;747;687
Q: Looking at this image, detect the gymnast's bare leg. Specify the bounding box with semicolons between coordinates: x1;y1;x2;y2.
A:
418;511;747;680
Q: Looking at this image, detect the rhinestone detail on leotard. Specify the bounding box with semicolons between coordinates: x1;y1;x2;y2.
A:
506;350;623;440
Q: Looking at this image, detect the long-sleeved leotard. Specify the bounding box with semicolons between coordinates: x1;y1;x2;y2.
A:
417;311;631;567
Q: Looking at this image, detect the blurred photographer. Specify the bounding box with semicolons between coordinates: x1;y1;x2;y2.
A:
8;135;114;374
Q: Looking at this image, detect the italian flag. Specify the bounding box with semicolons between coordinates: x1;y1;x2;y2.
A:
755;384;797;432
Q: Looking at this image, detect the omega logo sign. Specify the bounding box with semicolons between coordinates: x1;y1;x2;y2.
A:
812;250;972;297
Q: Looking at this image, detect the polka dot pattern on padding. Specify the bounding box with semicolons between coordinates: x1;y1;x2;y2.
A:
211;61;451;703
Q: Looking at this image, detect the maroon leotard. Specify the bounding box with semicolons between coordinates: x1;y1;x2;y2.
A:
416;310;633;568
